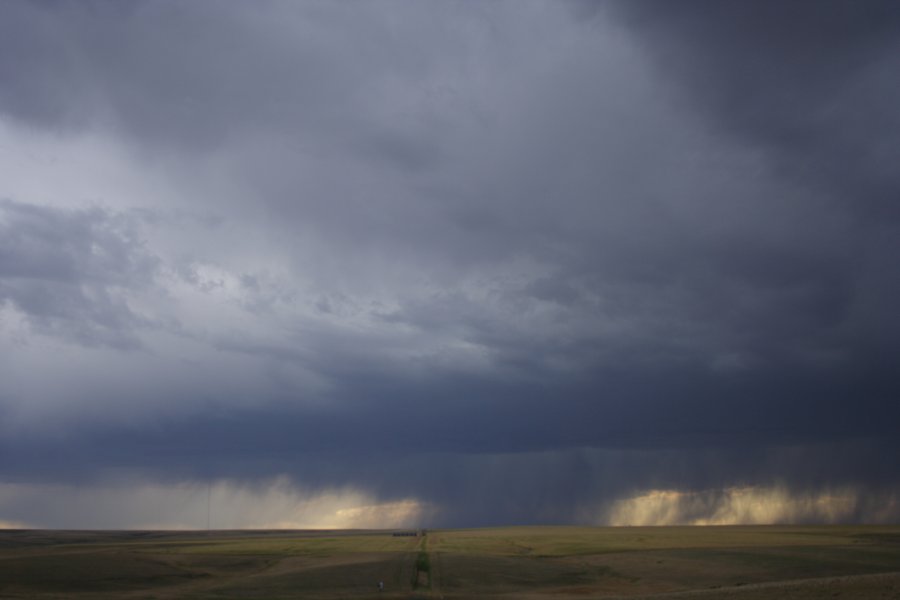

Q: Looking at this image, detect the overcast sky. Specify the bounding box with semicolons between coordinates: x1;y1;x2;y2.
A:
1;0;899;529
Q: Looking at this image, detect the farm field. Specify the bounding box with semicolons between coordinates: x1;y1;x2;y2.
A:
1;525;899;599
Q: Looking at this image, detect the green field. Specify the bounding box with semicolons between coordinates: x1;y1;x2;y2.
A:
1;526;899;599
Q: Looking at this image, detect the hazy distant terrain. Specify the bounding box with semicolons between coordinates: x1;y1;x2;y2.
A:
1;526;899;599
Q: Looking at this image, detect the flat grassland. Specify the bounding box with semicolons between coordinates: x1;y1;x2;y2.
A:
1;525;899;599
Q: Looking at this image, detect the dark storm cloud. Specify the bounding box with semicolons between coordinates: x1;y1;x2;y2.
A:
594;0;900;432
0;1;322;144
591;0;900;354
1;1;899;526
0;0;473;159
603;0;900;219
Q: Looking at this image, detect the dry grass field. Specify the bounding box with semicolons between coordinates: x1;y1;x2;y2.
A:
1;525;899;599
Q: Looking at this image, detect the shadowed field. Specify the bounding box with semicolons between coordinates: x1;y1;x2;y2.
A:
1;526;899;598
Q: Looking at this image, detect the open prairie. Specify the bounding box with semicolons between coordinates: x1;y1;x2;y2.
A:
1;525;899;599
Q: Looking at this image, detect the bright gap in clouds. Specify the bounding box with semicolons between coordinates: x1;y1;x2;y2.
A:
605;486;900;527
0;479;433;530
5;477;897;530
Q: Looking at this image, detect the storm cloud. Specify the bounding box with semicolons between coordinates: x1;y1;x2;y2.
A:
1;0;898;528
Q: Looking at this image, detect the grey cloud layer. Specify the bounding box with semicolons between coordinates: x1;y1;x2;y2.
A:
605;0;900;224
0;200;157;348
0;0;898;526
